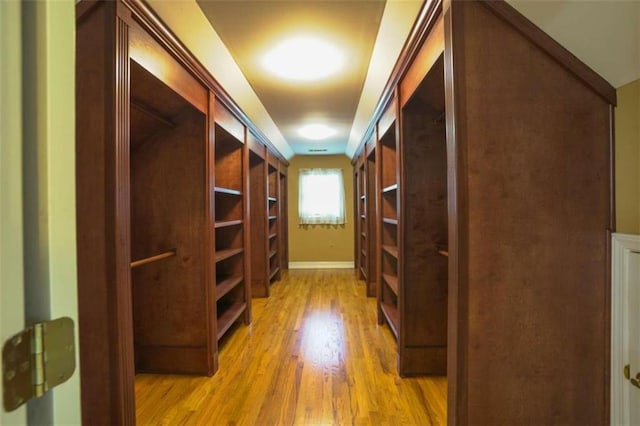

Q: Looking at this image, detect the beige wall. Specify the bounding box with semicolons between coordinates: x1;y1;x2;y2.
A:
615;79;640;234
287;155;354;262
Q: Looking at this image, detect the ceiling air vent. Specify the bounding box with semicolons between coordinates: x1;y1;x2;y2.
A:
308;149;328;153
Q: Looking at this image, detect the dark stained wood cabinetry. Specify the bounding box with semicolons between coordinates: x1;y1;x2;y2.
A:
76;1;288;423
353;0;615;423
248;135;269;297
129;61;213;375
213;103;251;339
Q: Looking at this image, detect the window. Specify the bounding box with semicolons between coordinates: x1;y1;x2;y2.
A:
298;168;346;225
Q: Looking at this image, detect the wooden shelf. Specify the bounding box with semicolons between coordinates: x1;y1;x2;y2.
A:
361;249;366;257
382;245;399;259
268;215;277;220
214;247;243;263
360;215;366;219
361;232;366;238
268;197;277;202
382;217;398;225
269;233;277;239
269;267;280;280
380;302;399;339
438;250;449;257
269;250;277;258
382;183;398;193
130;249;176;268
360;266;367;280
214;219;243;229
214;186;242;196
382;273;399;296
216;302;246;341
215;275;243;301
361;195;366;200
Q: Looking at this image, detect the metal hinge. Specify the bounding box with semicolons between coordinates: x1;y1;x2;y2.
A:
2;317;75;412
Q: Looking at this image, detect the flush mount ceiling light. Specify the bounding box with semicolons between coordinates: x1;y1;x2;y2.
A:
262;36;344;81
298;123;337;140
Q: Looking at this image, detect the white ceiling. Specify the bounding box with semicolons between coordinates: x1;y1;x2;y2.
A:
147;0;640;160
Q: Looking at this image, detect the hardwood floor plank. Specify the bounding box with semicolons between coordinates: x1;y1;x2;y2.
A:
135;269;447;425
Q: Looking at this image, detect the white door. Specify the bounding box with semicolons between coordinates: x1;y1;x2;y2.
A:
612;233;640;425
1;0;81;424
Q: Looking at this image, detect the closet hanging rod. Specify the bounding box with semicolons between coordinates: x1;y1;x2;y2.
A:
131;249;177;268
131;100;175;128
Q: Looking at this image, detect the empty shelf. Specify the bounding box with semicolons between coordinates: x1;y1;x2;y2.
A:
438;250;449;257
382;273;398;296
268;215;277;220
382;245;399;259
380;302;399;339
214;219;243;229
269;233;277;239
214;187;242;196
268;197;277;202
382;218;398;225
269;250;277;258
360;266;367;280
382;184;398;193
215;275;244;301
215;247;243;263
216;302;246;341
269;267;280;280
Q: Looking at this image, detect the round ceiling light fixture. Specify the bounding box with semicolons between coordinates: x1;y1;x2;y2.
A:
262;36;344;81
298;123;337;140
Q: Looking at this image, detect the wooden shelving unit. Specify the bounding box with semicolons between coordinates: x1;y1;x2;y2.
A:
247;135;269;297
357;157;367;282
128;60;214;376
352;0;615;421
364;137;378;297
213;103;251;342
267;152;281;283
278;166;289;271
372;57;448;377
376;99;401;344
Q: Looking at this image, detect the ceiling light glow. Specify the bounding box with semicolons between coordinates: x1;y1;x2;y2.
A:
262;37;344;81
298;124;337;140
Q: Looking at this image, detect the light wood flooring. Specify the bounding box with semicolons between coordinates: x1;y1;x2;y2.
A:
135;269;447;425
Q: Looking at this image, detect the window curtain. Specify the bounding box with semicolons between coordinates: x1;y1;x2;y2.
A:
298;168;346;225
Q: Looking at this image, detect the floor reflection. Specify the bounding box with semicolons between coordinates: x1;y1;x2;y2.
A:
300;311;345;369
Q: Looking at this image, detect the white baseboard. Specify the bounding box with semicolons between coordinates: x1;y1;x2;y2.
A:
288;261;354;269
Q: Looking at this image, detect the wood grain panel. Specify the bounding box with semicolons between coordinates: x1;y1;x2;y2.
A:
452;1;612;423
131;94;210;372
399;56;448;375
129;22;207;113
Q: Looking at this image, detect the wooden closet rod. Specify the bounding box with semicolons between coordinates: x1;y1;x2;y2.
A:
131;249;177;268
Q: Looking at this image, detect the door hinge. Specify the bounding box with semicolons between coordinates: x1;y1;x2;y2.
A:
2;317;75;412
